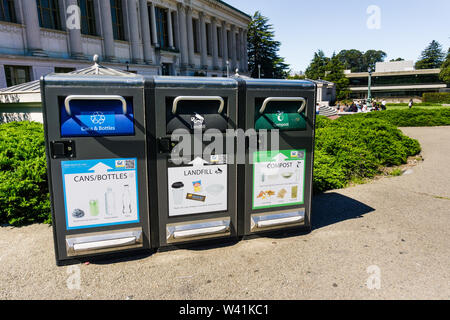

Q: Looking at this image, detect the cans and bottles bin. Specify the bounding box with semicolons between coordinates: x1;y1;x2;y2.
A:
41;71;316;265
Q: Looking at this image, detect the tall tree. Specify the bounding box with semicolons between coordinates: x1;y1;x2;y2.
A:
305;50;330;80
439;48;450;84
324;53;350;101
336;49;364;72
415;40;445;69
363;50;387;71
247;11;289;79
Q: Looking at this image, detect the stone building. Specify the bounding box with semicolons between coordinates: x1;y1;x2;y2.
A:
0;0;251;89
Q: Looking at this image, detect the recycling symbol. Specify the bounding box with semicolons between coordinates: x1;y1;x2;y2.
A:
90;112;106;125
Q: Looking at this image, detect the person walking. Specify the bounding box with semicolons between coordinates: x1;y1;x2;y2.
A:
408;99;414;109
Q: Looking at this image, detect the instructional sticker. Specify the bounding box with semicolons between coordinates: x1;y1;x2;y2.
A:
61;158;139;230
253;150;306;210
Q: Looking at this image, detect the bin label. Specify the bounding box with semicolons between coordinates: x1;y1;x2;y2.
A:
168;157;227;217
61;158;140;230
252;150;306;210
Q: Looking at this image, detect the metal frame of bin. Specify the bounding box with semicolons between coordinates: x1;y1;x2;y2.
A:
145;76;239;248
235;78;317;237
41;73;152;265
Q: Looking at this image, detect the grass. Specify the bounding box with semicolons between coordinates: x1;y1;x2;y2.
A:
387;105;449;111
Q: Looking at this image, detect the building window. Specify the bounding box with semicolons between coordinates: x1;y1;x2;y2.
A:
0;0;16;23
217;27;222;58
110;0;124;40
206;23;211;56
54;67;76;73
192;18;200;53
155;7;168;48
79;0;96;36
4;65;31;87
37;0;61;30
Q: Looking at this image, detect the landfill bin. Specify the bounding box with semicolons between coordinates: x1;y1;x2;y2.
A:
41;71;152;265
235;79;316;236
145;77;238;247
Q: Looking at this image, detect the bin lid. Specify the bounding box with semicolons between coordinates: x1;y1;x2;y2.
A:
152;76;237;89
234;77;316;90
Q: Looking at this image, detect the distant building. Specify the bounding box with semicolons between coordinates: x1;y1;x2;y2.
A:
346;61;447;102
313;79;336;106
0;0;250;89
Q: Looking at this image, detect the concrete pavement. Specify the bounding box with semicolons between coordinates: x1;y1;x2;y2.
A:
0;127;449;300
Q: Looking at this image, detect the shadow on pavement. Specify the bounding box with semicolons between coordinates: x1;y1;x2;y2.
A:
312;192;375;230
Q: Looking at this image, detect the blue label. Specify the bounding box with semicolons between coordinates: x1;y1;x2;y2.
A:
60;99;135;137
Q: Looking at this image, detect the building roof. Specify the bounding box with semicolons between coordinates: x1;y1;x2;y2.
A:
0;60;136;104
0;62;135;95
346;68;441;78
214;0;252;19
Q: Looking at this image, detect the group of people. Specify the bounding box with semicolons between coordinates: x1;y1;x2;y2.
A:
337;99;388;113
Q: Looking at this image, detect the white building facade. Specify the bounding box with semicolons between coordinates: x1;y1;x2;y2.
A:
0;0;251;89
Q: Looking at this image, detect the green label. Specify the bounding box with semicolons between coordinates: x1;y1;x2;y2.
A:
252;150;306;210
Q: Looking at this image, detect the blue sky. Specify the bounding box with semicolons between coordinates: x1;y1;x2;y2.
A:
226;0;450;72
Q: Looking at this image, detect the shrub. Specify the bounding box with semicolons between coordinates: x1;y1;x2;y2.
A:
313;116;421;193
0;121;50;226
422;92;450;104
351;108;450;127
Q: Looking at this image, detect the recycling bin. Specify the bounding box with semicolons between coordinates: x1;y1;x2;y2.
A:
145;76;238;248
235;78;316;236
41;72;152;265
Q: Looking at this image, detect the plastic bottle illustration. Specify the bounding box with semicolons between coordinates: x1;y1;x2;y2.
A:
122;185;132;215
105;188;115;216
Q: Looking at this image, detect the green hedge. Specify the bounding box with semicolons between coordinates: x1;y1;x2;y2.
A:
350;108;450;127
313;116;421;193
0;122;50;226
423;92;450;104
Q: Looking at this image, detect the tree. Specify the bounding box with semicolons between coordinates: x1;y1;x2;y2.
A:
247;11;289;79
390;58;405;62
439;48;450;84
324;53;350;101
415;40;445;69
336;49;364;72
363;50;387;70
305;50;330;80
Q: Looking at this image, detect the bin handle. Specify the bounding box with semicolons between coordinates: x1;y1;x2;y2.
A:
64;95;127;116
259;97;307;115
172;96;225;115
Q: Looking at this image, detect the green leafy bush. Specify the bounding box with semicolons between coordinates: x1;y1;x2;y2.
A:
422;92;450;104
313;116;421;193
351;108;450;127
0;122;50;226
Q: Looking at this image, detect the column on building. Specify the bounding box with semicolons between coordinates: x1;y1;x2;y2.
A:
237;28;242;72
66;0;85;59
173;10;180;50
230;25;237;71
221;21;228;71
150;1;159;48
199;12;207;69
167;9;174;49
127;0;144;64
139;0;154;63
243;30;248;72
22;0;46;56
186;6;195;67
177;3;189;68
99;0;117;62
211;17;219;70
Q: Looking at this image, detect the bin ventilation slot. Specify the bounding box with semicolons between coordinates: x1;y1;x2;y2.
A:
167;219;230;242
66;229;142;255
73;237;136;252
251;211;304;231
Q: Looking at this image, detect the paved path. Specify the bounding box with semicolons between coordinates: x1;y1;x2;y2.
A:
0;127;449;300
